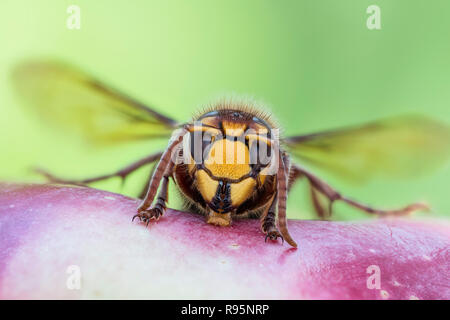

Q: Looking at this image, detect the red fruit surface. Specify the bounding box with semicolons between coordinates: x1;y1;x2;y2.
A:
0;183;449;299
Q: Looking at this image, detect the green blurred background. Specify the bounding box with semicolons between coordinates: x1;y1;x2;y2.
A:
1;0;449;220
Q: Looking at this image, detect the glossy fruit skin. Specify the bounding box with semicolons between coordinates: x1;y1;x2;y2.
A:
1;183;449;299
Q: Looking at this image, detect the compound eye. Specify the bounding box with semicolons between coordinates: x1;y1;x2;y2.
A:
248;139;272;168
190;131;216;163
202;131;215;151
249;140;259;167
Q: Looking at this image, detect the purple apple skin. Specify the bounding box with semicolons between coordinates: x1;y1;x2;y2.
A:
0;183;449;299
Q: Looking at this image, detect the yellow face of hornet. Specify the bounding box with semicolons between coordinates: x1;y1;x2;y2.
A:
187;110;274;218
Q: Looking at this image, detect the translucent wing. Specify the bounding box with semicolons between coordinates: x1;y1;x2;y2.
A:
11;60;178;143
284;116;450;182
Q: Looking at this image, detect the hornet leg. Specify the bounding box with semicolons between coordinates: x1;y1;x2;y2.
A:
293;164;428;217
35;152;163;186
276;152;297;248
135;129;185;223
261;193;283;244
133;175;170;224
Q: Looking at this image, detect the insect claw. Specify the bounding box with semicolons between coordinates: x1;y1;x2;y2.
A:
264;231;284;245
132;213;142;222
